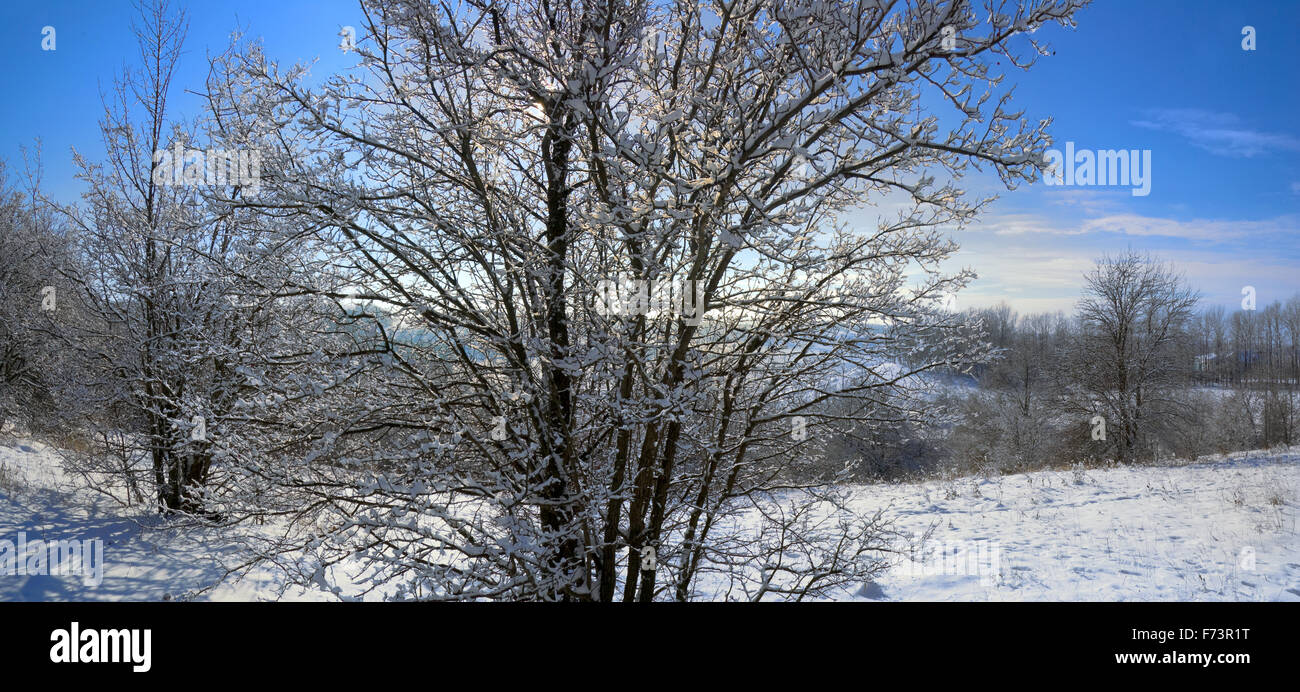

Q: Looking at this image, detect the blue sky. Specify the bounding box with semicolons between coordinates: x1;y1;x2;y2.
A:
1;0;1297;315
924;0;1300;314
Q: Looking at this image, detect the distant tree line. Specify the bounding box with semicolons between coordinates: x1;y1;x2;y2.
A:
837;252;1300;481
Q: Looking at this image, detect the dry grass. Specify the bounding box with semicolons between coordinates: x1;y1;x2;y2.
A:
0;461;21;496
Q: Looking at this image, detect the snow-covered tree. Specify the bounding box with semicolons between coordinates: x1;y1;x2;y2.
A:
0;160;74;435
47;0;306;515
207;0;1086;600
1073;251;1199;463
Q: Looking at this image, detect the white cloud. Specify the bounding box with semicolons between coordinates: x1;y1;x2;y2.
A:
942;211;1300;313
971;210;1298;244
1130;108;1300;158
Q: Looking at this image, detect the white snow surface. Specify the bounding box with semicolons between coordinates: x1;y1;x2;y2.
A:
1;436;1297;601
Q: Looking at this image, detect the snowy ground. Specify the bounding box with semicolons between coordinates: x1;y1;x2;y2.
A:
0;438;330;602
2;435;1297;601
848;452;1300;601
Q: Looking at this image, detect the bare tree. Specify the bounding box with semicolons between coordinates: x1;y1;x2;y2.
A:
201;0;1086;600
1196;304;1226;384
48;0;279;515
1073;251;1198;463
0;160;74;435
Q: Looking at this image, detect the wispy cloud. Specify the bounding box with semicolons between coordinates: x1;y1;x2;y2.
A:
1130;108;1300;158
1075;214;1292;242
985;213;1081;236
974;211;1299;244
949;240;1300;314
1043;188;1131;215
